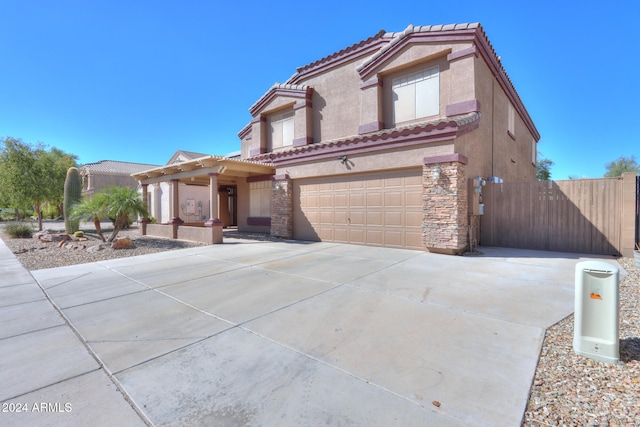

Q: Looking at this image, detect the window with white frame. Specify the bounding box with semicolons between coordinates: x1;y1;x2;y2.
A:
392;66;439;124
269;110;294;149
249;181;271;217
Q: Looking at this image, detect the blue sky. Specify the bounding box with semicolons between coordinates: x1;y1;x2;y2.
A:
1;0;637;179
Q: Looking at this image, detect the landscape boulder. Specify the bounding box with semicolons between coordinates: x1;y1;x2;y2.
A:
111;237;134;249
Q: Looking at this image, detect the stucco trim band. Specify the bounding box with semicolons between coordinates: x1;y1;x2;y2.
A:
423;153;468;165
358;121;383;134
446;99;480;117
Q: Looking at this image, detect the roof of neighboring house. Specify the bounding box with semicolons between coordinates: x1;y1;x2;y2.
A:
80;160;161;175
166;150;210;165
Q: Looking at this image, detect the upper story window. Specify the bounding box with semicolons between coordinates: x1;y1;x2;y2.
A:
269;110;295;150
392;66;439;124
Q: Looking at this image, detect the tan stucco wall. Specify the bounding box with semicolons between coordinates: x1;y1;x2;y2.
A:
236;179;270;233
82;173;140;195
277;142;454;179
454;56;537;183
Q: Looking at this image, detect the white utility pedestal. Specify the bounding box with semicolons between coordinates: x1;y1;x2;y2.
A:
573;261;619;364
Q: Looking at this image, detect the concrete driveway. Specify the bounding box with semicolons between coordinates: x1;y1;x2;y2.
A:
1;237;621;426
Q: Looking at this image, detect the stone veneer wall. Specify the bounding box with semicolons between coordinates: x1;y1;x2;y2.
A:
271;175;293;239
422;157;468;254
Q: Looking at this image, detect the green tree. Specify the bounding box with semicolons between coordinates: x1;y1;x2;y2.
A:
71;192;109;242
536;153;554;181
604;155;639;177
104;186;148;242
0;137;77;230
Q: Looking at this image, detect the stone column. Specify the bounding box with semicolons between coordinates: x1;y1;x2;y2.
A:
422;154;469;254
271;174;293;239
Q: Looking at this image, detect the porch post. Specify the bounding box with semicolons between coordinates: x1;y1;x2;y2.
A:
204;173;223;243
205;173;221;226
168;179;183;225
140;183;151;235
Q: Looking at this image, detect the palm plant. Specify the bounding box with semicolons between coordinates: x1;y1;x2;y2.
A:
71;193;109;242
104;186;148;242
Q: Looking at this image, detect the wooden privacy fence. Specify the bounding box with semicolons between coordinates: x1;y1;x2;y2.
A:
480;178;624;255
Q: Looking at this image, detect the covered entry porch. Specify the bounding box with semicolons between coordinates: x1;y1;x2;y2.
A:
132;155;275;244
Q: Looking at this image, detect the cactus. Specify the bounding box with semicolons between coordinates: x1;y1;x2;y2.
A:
64;167;82;234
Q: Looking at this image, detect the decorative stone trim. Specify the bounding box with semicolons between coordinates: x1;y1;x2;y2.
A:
271;177;293;239
422;160;468;254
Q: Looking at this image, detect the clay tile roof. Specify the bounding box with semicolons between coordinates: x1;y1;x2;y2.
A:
248;83;312;116
293;30;386;76
80;160;160;175
358;23;480;73
249;112;481;164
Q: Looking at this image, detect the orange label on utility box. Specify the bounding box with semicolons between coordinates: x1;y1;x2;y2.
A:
590;292;602;300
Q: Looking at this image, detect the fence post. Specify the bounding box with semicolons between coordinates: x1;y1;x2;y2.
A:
620;172;638;257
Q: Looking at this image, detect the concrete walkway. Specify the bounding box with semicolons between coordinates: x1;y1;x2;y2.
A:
0;235;623;426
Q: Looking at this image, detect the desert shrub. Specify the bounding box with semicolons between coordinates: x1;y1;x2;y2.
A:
5;222;34;238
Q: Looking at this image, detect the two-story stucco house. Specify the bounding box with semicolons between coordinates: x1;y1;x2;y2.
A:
133;23;539;253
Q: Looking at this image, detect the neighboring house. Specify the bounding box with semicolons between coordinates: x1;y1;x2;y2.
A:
133;23;540;254
80;160;160;197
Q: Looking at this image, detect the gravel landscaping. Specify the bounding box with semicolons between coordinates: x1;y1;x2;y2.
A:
1;221;639;425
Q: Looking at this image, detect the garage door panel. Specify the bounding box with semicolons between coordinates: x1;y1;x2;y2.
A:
386;211;403;226
333;228;348;242
366;211;382;226
319;211;333;224
384;231;403;247
384;176;403;188
334;211;348;223
406;211;423;227
349;228;365;244
294;169;423;249
405;232;422;248
366;179;383;189
366;230;383;245
319;194;333;207
405;191;422;207
366;193;382;207
334;194;348;207
350;193;365;207
350;211;365;225
385;192;402;207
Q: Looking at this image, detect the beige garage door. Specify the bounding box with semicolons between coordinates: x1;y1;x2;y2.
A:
294;169;424;249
